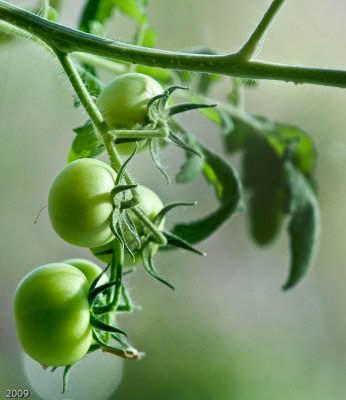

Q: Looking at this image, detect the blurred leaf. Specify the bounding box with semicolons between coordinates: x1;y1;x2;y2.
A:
47;6;59;21
68;120;104;162
0;31;14;47
283;163;320;290
79;0;147;33
176;133;204;183
265;123;316;182
223;117;257;154
171;133;243;244
196;73;220;95
176;151;204;183
114;0;147;23
136;65;173;83
142;26;156;48
166;102;217;118
243;138;285;245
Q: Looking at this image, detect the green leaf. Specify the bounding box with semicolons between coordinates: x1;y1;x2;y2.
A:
265;122;316;182
171;133;243;244
136;65;173;84
242;137;286;245
79;0;147;33
176;150;204;183
90;314;127;336
0;31;14;46
114;0;147;23
141;26;156;48
79;0;105;32
282;163;320;290
162;230;206;256
166;102;217;118
67;120;104;162
223;116;257;154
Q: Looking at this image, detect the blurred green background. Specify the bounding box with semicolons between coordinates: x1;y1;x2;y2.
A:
1;0;346;399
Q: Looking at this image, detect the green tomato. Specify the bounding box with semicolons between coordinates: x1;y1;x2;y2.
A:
63;258;107;288
14;263;92;367
48;158;117;248
90;185;164;265
96;73;163;155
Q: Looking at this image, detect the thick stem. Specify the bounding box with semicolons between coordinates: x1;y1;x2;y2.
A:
1;0;346;88
237;0;286;60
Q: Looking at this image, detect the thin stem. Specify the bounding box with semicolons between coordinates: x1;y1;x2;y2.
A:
1;0;346;88
237;0;286;60
109;128;168;140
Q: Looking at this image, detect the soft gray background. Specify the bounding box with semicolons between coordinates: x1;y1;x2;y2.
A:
1;0;346;399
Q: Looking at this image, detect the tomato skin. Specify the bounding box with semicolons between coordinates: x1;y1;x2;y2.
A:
48;158;117;248
96;73;163;155
14;263;92;367
90;185;164;264
63;258;107;287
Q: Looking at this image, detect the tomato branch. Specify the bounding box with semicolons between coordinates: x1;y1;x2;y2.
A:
237;0;286;60
1;0;346;88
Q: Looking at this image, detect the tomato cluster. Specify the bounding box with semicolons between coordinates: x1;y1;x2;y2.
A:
14;73;166;368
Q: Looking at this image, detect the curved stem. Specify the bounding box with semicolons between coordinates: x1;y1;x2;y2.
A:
1;0;346;88
237;0;286;60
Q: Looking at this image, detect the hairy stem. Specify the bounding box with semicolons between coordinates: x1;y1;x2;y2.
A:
1;0;346;88
237;0;286;60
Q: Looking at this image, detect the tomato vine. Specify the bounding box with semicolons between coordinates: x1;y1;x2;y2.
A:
0;0;337;395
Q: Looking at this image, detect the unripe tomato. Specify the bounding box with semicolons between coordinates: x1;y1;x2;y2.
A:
14;263;92;367
48;158;117;248
91;185;164;264
63;258;107;287
96;73;163;155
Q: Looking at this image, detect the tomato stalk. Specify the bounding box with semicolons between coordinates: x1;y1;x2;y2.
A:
54;50;167;247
